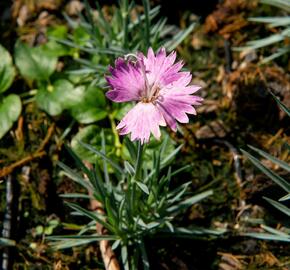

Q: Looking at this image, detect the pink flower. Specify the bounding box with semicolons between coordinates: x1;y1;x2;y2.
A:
106;47;203;144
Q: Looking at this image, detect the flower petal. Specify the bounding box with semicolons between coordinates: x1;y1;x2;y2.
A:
156;84;203;129
106;58;145;102
142;47;182;87
116;102;166;144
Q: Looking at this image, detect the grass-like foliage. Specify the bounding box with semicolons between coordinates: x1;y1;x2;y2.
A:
236;0;290;62
48;134;223;269
56;0;195;86
242;92;290;242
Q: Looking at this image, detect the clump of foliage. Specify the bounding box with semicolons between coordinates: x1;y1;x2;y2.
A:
238;0;290;62
242;93;290;242
50;137;220;269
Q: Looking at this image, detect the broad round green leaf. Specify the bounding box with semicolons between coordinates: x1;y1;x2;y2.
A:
14;41;57;81
70;85;107;124
0;94;22;139
36;79;84;116
42;25;71;57
0;44;15;93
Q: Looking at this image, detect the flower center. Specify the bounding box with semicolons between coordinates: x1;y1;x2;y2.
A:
141;85;161;104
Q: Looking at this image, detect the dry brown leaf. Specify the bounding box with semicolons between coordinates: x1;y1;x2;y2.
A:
196;120;228;139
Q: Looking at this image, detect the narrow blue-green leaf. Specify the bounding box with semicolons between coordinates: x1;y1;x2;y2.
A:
100;130;110;186
91;163;106;203
58;161;92;191
141;0;151;48
146;222;160;229
261;224;289;237
248;17;290;27
261;0;290;12
158;226;226;237
121;245;129;270
167;190;213;213
79;141;124;174
174;227;226;236
261;47;290;63
58;162;91;190
234;31;287;52
52;38;123;55
124;138;137;161
48;234;116;241
105;196;118;227
124;161;135;176
65;202;99;220
248;145;290;172
245;31;286;49
50;238;106;249
112;239;121;250
270;91;290;117
168;182;191;204
65;202;114;232
243;232;290;242
170;164;192;178
135;181;149;195
64;145;92;177
161;144;183;168
165;23;196;51
63;12;79;28
139;241;150;270
65;68;97;75
241;149;290;193
134;217;147;228
279;193;290;201
60;193;91;199
264;196;290;217
165;221;174;233
78;220;96;235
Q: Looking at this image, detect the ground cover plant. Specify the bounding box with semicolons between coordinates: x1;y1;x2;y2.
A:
0;0;289;269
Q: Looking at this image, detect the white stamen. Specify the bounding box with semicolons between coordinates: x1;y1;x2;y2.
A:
139;59;150;98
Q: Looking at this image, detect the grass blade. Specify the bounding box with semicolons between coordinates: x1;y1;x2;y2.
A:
65;202;115;232
264;196;290;217
79;141;124;174
241;149;290;193
167;190;213;213
270;91;290;117
165;23;196;51
248;145;290;172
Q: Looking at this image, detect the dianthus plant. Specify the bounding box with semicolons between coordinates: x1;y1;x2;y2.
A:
49;48;217;270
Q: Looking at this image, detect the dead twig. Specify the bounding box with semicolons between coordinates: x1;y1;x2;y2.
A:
90;198;120;270
37;124;55;152
0;124;55;179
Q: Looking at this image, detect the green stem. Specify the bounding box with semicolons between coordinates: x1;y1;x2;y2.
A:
122;0;129;49
109;113;122;157
130;141;143;216
139;240;150;270
134;141;143;181
142;0;151;49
